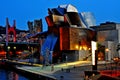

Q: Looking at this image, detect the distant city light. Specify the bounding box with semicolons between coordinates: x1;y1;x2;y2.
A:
13;46;16;50
8;46;10;50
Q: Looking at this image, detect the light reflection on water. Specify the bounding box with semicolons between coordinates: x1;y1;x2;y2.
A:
0;69;28;80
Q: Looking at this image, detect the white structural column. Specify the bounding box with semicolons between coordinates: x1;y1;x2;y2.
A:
91;41;97;65
116;24;120;58
118;29;120;57
107;41;114;61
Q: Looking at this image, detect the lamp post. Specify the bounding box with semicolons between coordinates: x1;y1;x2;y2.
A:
105;48;109;61
6;18;9;59
105;48;109;70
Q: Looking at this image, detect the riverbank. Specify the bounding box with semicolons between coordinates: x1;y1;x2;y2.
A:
1;59;120;80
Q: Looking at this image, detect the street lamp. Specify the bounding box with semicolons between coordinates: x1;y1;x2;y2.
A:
105;48;109;70
13;46;16;50
105;48;109;61
75;45;79;50
8;46;10;50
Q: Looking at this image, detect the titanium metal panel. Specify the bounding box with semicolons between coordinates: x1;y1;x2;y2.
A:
56;8;66;16
79;13;88;28
41;34;58;55
65;12;82;27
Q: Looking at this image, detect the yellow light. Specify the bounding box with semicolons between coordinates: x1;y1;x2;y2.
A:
98;57;101;60
75;45;79;49
105;48;109;52
79;46;82;50
8;46;10;50
83;46;87;50
13;46;16;49
88;48;91;50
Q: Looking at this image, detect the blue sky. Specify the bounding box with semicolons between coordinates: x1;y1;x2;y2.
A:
0;0;120;31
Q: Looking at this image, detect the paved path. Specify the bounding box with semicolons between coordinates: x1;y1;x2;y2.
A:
2;59;120;80
16;61;106;80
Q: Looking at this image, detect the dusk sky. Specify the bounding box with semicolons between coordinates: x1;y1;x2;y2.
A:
0;0;120;31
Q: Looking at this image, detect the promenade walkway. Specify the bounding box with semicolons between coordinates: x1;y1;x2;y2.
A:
1;59;120;80
15;61;106;80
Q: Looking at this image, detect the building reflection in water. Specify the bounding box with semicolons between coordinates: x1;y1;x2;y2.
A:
0;69;28;80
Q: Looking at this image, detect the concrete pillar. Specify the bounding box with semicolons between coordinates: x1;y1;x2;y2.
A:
118;30;120;58
116;24;120;58
107;41;112;61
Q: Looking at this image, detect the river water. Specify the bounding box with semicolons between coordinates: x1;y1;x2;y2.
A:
0;69;28;80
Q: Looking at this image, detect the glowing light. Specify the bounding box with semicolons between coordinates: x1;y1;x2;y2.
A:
83;46;87;50
79;46;82;50
91;41;97;65
8;46;10;50
105;48;109;52
88;48;91;50
13;46;16;49
75;45;79;49
98;57;101;60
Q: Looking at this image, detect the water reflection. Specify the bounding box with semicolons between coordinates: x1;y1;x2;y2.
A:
0;69;28;80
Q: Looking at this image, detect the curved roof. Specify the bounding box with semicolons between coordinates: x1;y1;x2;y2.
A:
59;4;78;12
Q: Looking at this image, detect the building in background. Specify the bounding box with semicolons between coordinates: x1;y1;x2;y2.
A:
91;22;120;61
34;19;43;33
27;19;43;34
0;4;120;64
27;4;96;64
0;20;40;61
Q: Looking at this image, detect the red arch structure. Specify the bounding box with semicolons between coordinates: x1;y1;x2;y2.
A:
6;18;16;42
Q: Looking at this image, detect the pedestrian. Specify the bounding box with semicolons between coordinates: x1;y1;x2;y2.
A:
51;64;54;71
60;76;64;80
